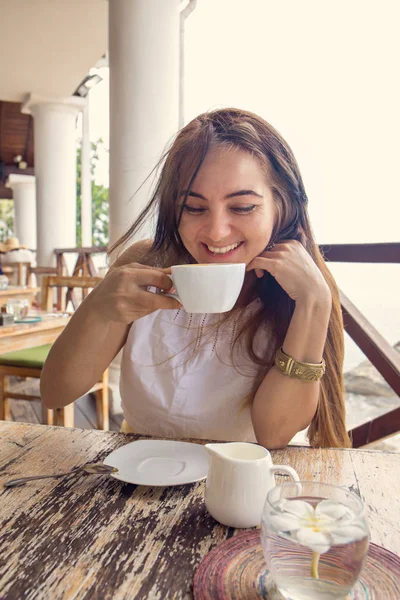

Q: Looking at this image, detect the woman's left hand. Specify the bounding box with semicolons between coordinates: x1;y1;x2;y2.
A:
246;240;331;306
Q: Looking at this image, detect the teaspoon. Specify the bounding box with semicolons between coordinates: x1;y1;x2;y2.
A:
3;463;118;488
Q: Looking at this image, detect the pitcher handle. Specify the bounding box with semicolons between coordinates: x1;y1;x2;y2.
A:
270;465;302;495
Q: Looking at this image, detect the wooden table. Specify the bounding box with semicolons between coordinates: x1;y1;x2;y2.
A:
0;286;39;308
0;422;399;599
0;314;70;353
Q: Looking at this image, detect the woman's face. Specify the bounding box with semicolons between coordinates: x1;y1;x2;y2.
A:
178;145;277;265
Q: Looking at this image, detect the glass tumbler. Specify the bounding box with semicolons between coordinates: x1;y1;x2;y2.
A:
261;481;369;600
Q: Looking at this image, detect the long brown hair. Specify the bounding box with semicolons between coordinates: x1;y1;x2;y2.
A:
110;108;351;448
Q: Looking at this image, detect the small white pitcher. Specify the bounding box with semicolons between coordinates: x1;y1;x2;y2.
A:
205;442;299;528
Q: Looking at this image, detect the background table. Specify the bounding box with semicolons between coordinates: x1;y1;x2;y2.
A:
0;286;39;309
0;421;399;599
0;314;70;353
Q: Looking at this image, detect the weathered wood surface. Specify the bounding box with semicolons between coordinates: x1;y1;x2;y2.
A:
0;422;399;599
0;315;69;353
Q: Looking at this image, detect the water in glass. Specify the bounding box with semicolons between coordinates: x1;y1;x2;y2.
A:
261;482;369;600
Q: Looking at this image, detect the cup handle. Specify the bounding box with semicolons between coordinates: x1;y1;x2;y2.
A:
156;274;182;304
163;291;182;302
270;465;302;495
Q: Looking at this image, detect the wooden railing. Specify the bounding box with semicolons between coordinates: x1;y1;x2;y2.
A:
319;243;400;447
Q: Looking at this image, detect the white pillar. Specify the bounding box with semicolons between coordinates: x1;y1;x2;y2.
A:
81;102;92;247
6;174;37;250
108;0;180;247
179;0;197;128
22;94;86;266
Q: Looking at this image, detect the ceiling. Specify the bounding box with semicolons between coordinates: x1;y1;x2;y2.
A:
0;0;107;103
0;0;107;197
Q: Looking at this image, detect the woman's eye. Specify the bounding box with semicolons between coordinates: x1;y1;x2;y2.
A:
231;205;256;214
182;205;205;214
181;204;256;215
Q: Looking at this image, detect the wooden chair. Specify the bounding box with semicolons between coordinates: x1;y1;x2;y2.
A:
0;275;109;430
0;346;75;427
42;275;110;429
41;275;102;313
25;265;59;288
54;247;108;310
26;266;63;310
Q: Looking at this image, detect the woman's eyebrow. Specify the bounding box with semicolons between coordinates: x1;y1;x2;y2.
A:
225;190;264;199
179;191;207;200
179;189;263;200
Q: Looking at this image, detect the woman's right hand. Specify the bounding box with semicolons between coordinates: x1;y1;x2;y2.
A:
89;262;181;324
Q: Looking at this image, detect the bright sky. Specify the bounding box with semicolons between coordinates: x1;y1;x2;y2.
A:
87;0;400;246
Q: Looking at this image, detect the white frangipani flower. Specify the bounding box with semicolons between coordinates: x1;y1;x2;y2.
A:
268;498;367;555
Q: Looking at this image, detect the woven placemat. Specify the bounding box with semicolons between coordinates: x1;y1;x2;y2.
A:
193;530;400;599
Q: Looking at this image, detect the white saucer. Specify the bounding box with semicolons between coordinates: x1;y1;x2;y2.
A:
103;439;209;486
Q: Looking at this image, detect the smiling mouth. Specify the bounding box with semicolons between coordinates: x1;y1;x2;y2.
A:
203;242;244;255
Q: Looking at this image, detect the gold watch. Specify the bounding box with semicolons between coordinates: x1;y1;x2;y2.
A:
275;347;325;382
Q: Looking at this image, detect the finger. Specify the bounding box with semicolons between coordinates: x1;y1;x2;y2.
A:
123;262;166;272
271;240;303;252
259;246;287;258
271;239;298;245
136;288;182;311
264;241;293;252
109;261;154;275
130;268;174;291
270;240;291;247
247;257;281;279
246;256;274;271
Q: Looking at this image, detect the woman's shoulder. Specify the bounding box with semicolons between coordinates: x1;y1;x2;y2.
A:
110;239;155;269
111;240;182;270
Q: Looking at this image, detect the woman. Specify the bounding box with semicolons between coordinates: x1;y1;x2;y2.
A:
41;108;350;448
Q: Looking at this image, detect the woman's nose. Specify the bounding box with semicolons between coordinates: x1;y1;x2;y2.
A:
204;212;232;242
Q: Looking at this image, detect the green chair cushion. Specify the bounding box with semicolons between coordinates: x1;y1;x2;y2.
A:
0;344;52;368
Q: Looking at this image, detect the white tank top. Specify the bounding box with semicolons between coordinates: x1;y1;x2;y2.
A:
120;303;267;442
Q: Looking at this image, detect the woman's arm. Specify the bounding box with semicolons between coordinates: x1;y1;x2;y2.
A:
251;294;331;448
40;295;129;409
247;240;332;448
41;240;180;409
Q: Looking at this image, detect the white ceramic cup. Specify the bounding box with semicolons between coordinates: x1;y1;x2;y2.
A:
164;263;246;313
